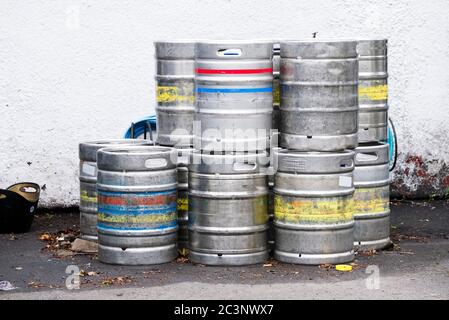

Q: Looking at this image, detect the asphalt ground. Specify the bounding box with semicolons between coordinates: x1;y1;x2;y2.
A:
0;199;448;300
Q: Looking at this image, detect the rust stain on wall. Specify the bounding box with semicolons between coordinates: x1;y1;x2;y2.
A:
391;153;449;199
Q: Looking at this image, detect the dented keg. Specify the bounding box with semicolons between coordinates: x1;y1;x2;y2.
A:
188;152;270;265
353;142;391;250
358;39;388;143
274;149;355;265
280;40;359;151
97;146;178;265
155;41;195;147
194;40;273;152
176;147;194;249
78;139;153;242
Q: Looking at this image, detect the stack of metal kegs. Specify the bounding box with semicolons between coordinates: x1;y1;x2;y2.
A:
77;37;391;267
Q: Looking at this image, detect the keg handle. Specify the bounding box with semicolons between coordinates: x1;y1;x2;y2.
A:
217;48;243;57
355;152;379;164
233;162;257;172
144;158;168;170
339;159;354;170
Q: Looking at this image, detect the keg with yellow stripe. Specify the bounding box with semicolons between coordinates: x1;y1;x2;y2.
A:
176;147;194;249
273;150;355;265
357;39;388;143
353;142;391;250
155;41;195;147
97;146;178;265
78;139;153;242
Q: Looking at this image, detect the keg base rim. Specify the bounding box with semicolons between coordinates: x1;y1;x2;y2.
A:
189;250;269;266
80;234;98;242
274;250;354;265
280;133;358;151
98;244;177;266
354;237;392;251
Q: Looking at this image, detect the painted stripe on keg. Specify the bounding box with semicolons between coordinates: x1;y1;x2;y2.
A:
80;190;97;204
353;186;389;215
97;189;176;197
98;205;177;215
359;84;388;101
156;85;195;104
274;195;354;223
196;68;273;74
177;197;188;211
196;87;273;93
98;212;177;225
97;221;177;231
98;193;177;207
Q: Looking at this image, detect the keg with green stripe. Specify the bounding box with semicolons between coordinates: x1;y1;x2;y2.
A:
97;146;178;265
273;149;355;265
353;142;391;250
357;39;388;143
78;139;153;242
194;40;273;153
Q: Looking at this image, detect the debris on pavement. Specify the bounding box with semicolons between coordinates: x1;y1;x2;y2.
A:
39;228;82;257
101;276;133;286
335;265;353;272
27;281;45;289
0;281;17;291
71;238;98;254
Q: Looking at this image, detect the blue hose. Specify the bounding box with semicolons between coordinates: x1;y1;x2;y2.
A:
123;115;157;139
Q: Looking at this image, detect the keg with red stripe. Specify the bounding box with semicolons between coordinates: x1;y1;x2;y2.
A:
194;40;274;153
97;146;178;265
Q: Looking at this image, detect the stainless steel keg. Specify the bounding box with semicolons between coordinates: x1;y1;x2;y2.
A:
78;139;153;242
357;39;388;143
155;41;195;147
194;40;273;153
280;40;359;151
176;147;194;250
97;146;178;265
353;142;391;250
272;43;281;131
273;149;355;264
188;152;270;265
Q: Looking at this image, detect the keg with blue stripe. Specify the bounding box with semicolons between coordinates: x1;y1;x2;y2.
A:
353;142;391;250
97;146;178;265
194;40;273;153
280;40;359;151
155;41;195;147
357;39;388;143
78;139;153;242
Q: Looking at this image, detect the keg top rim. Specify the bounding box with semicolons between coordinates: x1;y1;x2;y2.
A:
99;145;175;155
357;38;388;43
154;39;199;45
79;139;151;148
280;39;358;45
275;149;355;157
196;39;274;45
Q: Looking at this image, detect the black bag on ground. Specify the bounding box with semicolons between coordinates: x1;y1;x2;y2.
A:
0;183;40;233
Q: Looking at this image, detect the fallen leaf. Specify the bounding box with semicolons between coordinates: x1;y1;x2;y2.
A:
263;264;273;268
39;233;52;241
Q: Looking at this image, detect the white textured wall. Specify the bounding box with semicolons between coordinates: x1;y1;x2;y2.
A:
1;0;449;207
